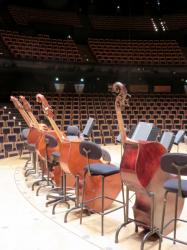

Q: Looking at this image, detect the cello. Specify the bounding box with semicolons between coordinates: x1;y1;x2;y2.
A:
12;95;61;186
113;82;184;241
36;93;122;212
10;96;33;128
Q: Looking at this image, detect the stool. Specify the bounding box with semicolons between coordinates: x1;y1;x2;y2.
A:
24;143;37;177
79;140;125;236
31;133;57;196
158;153;187;249
46;151;77;214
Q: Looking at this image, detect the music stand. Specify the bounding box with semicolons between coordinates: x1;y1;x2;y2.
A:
174;129;185;152
159;131;175;152
81;117;95;139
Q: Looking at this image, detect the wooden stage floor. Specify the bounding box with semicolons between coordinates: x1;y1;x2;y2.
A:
0;144;187;250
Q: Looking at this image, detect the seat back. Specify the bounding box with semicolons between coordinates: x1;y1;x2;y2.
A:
66;125;80;136
45;134;58;148
160;153;187;175
79;141;102;160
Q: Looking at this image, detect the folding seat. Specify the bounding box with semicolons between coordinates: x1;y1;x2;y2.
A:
2;127;11;141
6;119;15;129
102;129;113;145
164;118;173;130
0;120;4;132
172;118;181;130
7;133;17;144
0;134;4;152
3;142;14;157
1;115;9;121
0;152;5;159
55;119;62;127
92;130;102;144
71;118;80;126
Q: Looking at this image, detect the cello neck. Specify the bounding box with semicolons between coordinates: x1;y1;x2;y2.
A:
36;93;66;143
116;109;127;145
10;96;32;127
19;96;40;129
113;82;128;145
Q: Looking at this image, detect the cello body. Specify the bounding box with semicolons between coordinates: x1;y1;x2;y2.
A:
112;81;184;235
59;138;122;211
121;141;184;234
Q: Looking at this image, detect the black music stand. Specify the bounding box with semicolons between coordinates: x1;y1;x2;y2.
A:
81;117;95;139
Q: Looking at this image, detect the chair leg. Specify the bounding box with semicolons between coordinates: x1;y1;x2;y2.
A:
115;186;130;243
75;175;80;207
173;193;179;244
101;176;104;236
120;181;126;224
158;191;168;250
80;171;87;225
64;175;81;223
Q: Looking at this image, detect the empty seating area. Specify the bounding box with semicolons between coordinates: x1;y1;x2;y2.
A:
0;91;185;159
88;38;187;65
89;15;154;31
8;5;83;28
0;105;28;159
0;30;83;63
162;14;187;30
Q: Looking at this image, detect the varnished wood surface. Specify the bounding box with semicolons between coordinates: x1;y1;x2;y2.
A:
0;143;187;250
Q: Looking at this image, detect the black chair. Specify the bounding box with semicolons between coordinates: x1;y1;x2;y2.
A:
31;133;58;196
78;141;125;236
47;125;81;214
159;153;187;249
20;128;37;176
45;151;74;212
66;125;80;136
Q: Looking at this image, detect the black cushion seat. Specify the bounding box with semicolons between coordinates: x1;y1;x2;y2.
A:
85;163;120;177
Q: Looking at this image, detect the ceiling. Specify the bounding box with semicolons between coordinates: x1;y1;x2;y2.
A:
1;0;187;16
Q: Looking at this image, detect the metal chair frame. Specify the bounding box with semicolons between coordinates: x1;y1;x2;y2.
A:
158;156;187;249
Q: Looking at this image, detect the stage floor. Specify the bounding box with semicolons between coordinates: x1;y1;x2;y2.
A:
0;144;187;250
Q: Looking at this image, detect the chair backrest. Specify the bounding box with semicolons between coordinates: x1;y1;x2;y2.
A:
159;131;175;152
45;134;58;148
79;141;102;160
160;153;187;175
21;128;30;139
174;130;185;145
66;125;80;136
101;148;111;163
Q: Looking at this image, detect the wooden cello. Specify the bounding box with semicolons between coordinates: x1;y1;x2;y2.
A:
36;93;75;188
10;96;32;128
19;95;58;160
113;82;183;235
36;93;122;211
